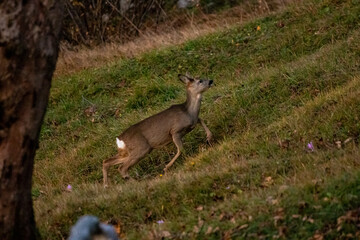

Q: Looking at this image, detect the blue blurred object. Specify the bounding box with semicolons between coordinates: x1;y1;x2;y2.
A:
69;215;119;240
177;0;198;9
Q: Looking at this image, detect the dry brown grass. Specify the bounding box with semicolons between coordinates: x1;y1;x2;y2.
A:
55;0;294;76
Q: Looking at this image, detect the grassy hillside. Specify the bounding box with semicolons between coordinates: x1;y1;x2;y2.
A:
34;0;360;239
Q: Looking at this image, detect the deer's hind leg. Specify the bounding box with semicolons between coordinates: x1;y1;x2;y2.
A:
118;142;152;179
103;154;129;187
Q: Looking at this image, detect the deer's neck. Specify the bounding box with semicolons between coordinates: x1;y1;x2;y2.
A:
185;92;202;119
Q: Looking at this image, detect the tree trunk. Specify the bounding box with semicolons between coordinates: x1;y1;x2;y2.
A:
0;1;63;239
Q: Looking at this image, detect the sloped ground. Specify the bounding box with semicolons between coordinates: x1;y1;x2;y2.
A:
34;0;360;239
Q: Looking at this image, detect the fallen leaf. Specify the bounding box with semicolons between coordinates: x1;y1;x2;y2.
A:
205;226;213;235
266;196;279;205
261;176;274;187
312;232;324;240
298;201;308;209
196;205;204;211
161;231;171;238
84;105;96;117
277;21;285;28
117;80;126;88
145;211;152;220
279;185;289;193
239;224;248;230
277;226;287;237
223;230;232;240
275;208;284;215
198;217;204;228
344;137;352;144
274;208;284;226
114;108;121;117
278;139;290;149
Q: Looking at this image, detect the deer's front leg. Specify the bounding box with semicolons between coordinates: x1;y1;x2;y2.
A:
198;118;213;144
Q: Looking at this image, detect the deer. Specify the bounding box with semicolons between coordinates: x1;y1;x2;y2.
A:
102;73;214;187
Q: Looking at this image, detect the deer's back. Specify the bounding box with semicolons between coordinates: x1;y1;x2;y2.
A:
119;104;195;149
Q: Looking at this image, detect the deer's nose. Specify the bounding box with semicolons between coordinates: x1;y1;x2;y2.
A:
209;80;214;86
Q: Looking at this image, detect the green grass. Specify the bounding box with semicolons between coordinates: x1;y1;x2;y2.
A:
34;0;360;239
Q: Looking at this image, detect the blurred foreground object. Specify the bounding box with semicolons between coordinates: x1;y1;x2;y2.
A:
177;0;199;9
69;215;119;240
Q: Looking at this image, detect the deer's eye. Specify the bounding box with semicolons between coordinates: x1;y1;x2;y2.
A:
199;80;203;83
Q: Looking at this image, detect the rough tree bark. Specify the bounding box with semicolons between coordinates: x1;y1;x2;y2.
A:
0;1;63;239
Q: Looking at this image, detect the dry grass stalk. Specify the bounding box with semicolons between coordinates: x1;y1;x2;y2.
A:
55;0;294;76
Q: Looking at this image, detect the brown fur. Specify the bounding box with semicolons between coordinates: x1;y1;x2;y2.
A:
102;74;214;186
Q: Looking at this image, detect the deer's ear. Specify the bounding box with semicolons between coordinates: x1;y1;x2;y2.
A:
178;74;194;84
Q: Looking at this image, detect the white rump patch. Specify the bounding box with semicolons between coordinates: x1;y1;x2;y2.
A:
116;138;126;149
